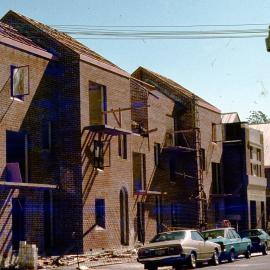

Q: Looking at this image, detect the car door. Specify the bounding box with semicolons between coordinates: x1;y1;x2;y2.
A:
227;229;238;254
233;229;247;253
228;229;241;254
191;231;211;260
191;231;205;260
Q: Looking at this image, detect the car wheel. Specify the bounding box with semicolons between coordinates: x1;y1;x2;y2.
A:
262;243;268;255
210;250;220;265
245;248;251;259
188;252;197;269
228;250;235;262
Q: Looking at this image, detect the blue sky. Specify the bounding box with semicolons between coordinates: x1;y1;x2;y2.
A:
1;0;270;120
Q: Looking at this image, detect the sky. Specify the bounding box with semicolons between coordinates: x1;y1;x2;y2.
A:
1;0;270;120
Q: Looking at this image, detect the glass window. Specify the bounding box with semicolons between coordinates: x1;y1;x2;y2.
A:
212;123;217;142
201;230;225;240
154;143;161;167
212;163;221;194
257;149;261;161
150;231;186;243
89;82;107;125
231;230;240;238
11;65;29;100
133;152;146;192
200;148;206;171
95;199;105;228
227;230;235;239
118;134;127;159
250;146;253;159
191;231;204;241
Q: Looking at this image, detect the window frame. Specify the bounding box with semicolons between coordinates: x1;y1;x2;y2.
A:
154;143;161;167
95;198;106;228
212;123;217;142
200;148;206;171
11;65;30;100
133;152;146;192
118;134;127;159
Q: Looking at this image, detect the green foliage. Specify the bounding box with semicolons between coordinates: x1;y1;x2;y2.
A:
247;111;270;124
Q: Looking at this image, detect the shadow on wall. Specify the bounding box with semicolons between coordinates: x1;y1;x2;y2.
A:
0;190;15;259
0;59;84;255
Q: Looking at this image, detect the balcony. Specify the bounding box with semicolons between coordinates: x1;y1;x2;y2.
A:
163;130;196;152
248;175;267;188
1;163;58;190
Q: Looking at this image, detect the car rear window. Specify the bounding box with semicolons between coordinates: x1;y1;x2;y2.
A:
202;230;225;239
240;230;262;237
150;231;186;243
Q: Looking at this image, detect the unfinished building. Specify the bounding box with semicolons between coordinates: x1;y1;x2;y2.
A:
0;10;224;259
132;67;223;236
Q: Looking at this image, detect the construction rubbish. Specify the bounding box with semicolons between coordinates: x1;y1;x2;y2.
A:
18;241;38;270
37;248;138;269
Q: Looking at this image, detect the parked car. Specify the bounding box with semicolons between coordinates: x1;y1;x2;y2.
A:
137;230;221;270
239;229;270;255
201;227;252;262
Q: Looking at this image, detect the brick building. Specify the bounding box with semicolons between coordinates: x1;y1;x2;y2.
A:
132;67;223;234
0;10;223;258
0;20;58;259
221;113;267;230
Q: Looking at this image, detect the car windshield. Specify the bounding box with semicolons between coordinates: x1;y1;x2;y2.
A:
201;230;225;239
240;230;262;237
150;231;186;243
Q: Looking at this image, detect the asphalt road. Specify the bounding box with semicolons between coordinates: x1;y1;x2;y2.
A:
93;254;270;270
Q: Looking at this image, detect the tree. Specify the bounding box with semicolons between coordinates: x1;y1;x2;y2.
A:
247;111;270;124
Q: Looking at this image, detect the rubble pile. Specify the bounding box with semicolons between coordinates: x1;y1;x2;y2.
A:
37;248;138;269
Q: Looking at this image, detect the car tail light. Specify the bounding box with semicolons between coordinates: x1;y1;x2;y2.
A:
138;248;150;258
168;245;182;255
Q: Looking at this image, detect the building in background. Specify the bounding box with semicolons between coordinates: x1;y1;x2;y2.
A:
222;113;267;230
249;123;270;230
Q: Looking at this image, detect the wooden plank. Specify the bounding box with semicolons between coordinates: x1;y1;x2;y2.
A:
0;181;58;190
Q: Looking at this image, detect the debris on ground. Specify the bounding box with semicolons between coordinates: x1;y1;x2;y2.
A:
37;248;138;269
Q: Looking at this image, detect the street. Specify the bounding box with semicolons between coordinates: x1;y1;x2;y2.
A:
93;254;270;270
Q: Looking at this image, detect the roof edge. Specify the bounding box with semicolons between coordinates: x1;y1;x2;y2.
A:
0;34;55;60
80;54;130;79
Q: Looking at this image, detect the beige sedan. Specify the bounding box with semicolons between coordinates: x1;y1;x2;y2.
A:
137;230;221;270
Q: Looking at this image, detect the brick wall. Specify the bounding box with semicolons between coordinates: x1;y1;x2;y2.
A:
80;60;133;251
0;42;56;255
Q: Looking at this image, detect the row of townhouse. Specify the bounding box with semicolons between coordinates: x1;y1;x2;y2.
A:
0;10;268;258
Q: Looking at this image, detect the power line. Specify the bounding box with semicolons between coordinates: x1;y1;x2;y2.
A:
50;23;270;28
74;35;266;40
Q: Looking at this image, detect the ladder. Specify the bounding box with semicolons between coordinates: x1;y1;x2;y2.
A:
192;95;206;229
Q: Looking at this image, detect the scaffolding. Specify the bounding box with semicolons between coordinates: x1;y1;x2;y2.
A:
162;94;207;229
131;68;211;233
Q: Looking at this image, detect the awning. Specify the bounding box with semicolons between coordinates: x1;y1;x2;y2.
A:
0;181;58;190
84;125;132;136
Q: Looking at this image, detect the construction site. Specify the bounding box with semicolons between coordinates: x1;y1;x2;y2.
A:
0;9;268;270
